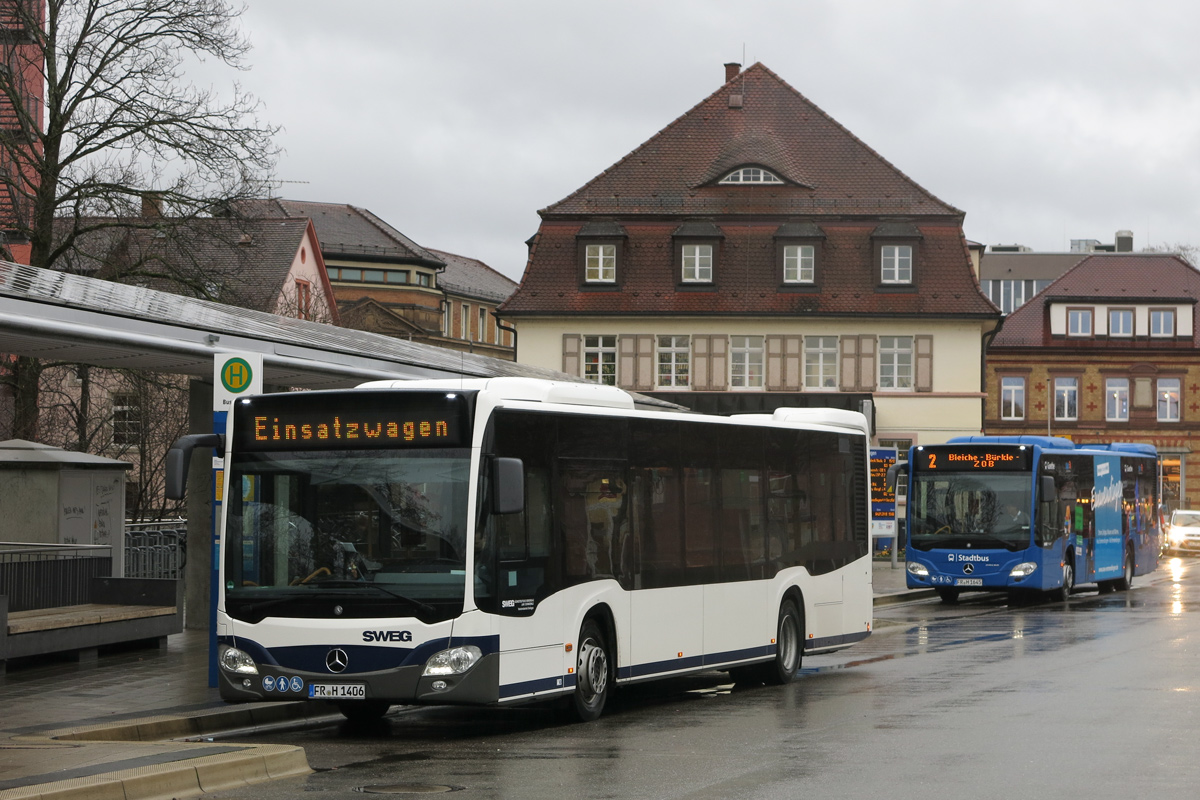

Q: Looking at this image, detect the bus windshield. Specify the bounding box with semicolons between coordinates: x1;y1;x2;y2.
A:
909;472;1032;551
225;448;471;622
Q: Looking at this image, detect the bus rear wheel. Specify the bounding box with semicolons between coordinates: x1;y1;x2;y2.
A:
1114;550;1135;591
759;599;803;686
570;618;611;722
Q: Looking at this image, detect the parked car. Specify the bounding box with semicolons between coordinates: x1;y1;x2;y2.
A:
1167;509;1200;554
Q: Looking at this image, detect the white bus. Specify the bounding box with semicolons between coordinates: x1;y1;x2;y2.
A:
168;378;873;722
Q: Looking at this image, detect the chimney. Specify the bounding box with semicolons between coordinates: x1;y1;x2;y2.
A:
724;62;741;83
141;193;163;218
1115;229;1134;252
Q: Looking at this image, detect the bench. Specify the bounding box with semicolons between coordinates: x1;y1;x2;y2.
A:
0;577;182;673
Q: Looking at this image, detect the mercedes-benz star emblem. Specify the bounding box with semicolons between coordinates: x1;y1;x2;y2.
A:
963;563;975;575
326;648;349;673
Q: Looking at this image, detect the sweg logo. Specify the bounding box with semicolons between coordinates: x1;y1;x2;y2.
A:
362;630;414;643
950;554;991;563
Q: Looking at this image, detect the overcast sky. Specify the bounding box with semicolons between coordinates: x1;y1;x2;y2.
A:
230;0;1200;280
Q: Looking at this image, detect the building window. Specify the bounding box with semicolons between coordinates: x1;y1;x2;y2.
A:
1001;377;1025;420
477;307;487;342
583;335;617;385
880;245;912;284
719;167;783;184
112;393;140;446
682;244;713;283
585;244;616;283
442;301;451;337
657;335;689;388
730;335;764;388
783;245;815;283
1159;378;1181;422
1067;308;1093;337
1106;378;1129;422
1054;377;1078;421
394;270;409;284
294;279;312;320
1109;308;1133;337
418;272;431;287
804;335;838;389
1151;308;1176;337
878;336;913;390
460;303;470;339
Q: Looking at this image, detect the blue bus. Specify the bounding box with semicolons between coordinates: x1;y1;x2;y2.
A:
898;436;1160;602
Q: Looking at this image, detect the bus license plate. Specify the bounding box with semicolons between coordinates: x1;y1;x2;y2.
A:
308;683;366;699
955;578;983;587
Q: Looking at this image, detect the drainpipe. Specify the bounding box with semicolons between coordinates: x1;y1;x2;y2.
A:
492;310;517;361
980;315;1006;434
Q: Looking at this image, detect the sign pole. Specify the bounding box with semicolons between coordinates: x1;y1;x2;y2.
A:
210;354;264;687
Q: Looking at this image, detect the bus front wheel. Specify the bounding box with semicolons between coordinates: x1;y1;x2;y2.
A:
935;587;960;603
760;599;803;685
1057;559;1075;602
570;618;611;722
336;700;391;724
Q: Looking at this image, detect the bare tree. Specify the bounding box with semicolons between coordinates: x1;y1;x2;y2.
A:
1142;242;1198;268
0;0;279;438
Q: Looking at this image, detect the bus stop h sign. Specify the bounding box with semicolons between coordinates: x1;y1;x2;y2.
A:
213;353;263;411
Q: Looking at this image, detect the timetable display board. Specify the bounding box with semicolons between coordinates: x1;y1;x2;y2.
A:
912;445;1030;472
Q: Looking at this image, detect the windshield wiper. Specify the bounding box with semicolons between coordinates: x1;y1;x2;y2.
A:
310;580;436;615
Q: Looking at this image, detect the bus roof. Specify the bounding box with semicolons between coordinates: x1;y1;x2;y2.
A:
947;435;1156;457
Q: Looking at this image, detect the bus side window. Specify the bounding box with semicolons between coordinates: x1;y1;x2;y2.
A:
1036;474;1059;547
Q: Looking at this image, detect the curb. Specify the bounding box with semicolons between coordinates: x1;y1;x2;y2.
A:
0;702;333;800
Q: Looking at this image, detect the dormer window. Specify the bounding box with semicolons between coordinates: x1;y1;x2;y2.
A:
1150;308;1177;337
673;219;723;288
576;220;626;288
872;222;922;289
774;222;825;288
881;246;912;283
1067;308;1093;337
719;166;783;184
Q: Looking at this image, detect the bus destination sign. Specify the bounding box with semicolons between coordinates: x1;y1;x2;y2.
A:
915;446;1029;472
232;391;470;451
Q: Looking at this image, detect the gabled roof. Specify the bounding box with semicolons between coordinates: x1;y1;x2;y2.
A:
54;216;330;316
992;253;1200;347
243;199;445;265
543;63;960;218
426;248;517;304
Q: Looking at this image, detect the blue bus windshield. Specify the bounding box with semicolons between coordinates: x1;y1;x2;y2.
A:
909;472;1032;551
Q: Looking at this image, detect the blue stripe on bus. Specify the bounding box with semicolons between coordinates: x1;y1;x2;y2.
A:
499;674;571;699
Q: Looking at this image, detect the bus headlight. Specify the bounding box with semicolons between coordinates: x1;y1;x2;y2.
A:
219;645;259;675
907;562;930;578
423;645;483;676
1009;562;1038;579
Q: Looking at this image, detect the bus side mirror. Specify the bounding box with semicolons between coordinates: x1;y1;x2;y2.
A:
1040;475;1056;500
166;433;224;501
886;461;908;492
491;457;525;515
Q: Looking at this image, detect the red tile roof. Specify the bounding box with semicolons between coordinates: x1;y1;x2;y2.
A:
542;63;960;218
992;253;1200;348
503;63;995;319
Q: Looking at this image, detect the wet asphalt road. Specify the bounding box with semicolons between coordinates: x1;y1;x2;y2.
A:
203;559;1200;799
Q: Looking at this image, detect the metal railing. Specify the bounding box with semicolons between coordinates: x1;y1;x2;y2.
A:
123;522;187;580
0;542;114;612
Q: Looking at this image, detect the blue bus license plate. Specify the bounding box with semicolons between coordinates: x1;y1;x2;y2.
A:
955;578;983;587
